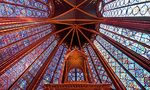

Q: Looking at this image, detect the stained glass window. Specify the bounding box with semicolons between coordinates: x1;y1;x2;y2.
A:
94;36;150;89
103;0;113;4
68;68;84;82
0;24;53;63
10;38;58;89
0;0;50;17
52;47;67;84
102;0;150;17
84;47;100;83
98;2;102;11
36;44;67;90
0;24;52;48
84;44;113;84
99;24;150;60
97;1;150;89
0;34;56;89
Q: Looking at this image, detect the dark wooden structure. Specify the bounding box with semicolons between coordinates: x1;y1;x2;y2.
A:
44;49;112;90
44;83;112;90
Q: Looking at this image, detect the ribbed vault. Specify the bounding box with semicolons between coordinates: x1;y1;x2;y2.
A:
48;0;99;49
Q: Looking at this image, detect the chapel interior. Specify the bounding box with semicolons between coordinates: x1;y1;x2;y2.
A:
0;0;150;90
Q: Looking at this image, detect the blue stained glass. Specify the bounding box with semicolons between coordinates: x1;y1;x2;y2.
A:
68;69;76;81
99;24;150;59
15;7;21;15
95;35;150;89
5;5;14;16
37;44;67;89
0;4;7;16
84;45;113;84
18;0;25;5
19;80;27;89
0;24;53;68
26;9;32;16
0;0;50;17
24;0;30;5
101;0;150;17
129;64;134;70
37;12;42;16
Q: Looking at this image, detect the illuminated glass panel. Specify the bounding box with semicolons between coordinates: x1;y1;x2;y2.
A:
36;44;67;90
94;35;150;89
0;24;53;63
76;69;84;81
0;0;50;17
0;36;54;89
100;24;150;46
102;0;150;17
68;68;84;82
87;45;112;84
98;2;102;11
84;47;100;83
0;24;52;48
103;0;112;4
5;0;49;11
52;47;67;84
84;45;112;84
99;24;150;59
68;69;76;81
11;38;57;89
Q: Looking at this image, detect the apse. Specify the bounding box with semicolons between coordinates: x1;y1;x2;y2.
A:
0;0;150;90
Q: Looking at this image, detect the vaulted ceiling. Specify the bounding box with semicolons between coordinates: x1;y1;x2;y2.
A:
48;0;100;49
